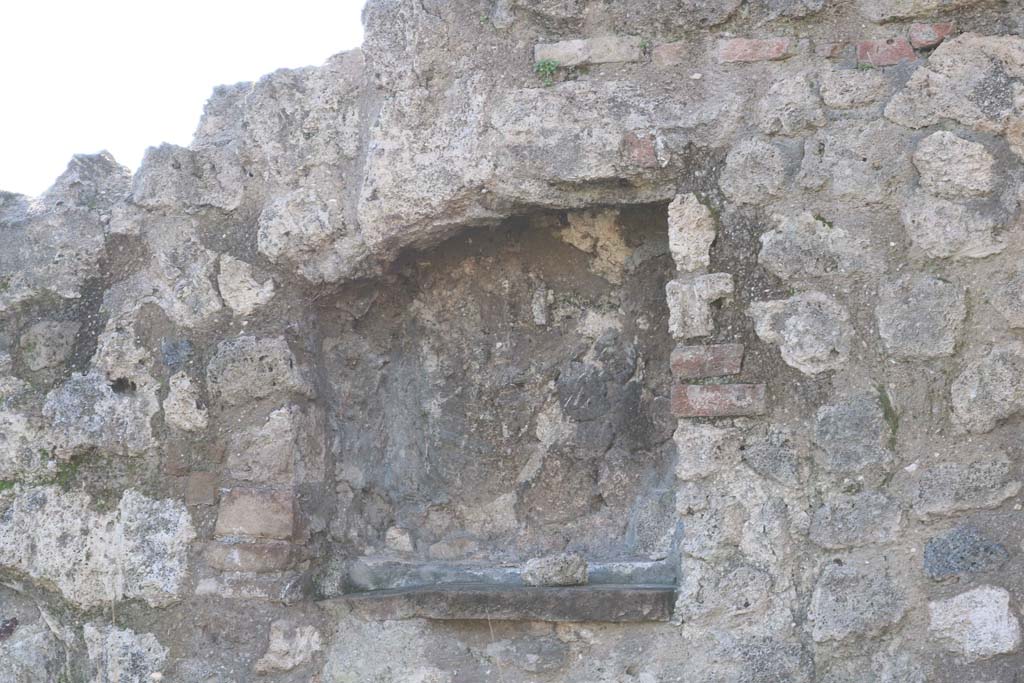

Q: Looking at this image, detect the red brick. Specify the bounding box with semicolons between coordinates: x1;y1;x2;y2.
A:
857;38;916;67
909;22;955;49
671;384;766;418
652;41;687;67
815;41;846;59
717;38;792;64
671;344;744;380
621;131;660;168
215;489;295;540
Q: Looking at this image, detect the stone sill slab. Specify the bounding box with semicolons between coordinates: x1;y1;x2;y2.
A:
337;583;676;623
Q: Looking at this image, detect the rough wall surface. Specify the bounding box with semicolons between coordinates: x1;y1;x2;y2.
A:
3;0;1024;680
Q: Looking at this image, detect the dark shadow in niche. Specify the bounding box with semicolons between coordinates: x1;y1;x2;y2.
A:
315;204;680;621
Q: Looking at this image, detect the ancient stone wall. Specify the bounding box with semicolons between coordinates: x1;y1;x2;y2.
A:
2;0;1024;680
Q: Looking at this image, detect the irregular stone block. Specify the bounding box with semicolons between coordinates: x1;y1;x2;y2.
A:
809;560;906;642
206;335;314;406
215;489;295;540
929;586;1021;661
885;34;1024;133
131;143;243;211
667;193;717;274
912;458;1021;518
84;624;168;683
756;74;826;136
665;274;734;339
749;292;853;375
809;491;902;549
522;552;588;586
913;131;995;198
255;620;323;674
673;422;742;480
675;558;771;623
992;270;1024;328
741;425;802;487
257;189;367;284
951;343;1024;433
923;526;1009;580
218;255;275;316
671;384;766;418
719;138;787;204
671;343;744;379
857;38;917;66
758;212;877;281
483;635;569;675
813;391;893;475
19;320;79;371
164;372;209;432
717;38;793;63
554;361;611;421
876;274;966;359
43;371;158;457
820;69;891;109
909;22;956;49
0;621;64;682
0;487;195;609
901;189;1005;259
534;36;643;67
227;404;325;485
798;119;912;204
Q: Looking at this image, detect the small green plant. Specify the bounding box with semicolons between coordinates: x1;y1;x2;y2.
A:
877;385;899;449
55;458;79;491
534;58;559;86
856;61;875;70
0;480;15;493
640;38;652;52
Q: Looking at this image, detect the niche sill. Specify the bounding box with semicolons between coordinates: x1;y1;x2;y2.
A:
337;583;676;623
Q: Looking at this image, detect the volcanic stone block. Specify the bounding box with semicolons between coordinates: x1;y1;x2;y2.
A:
923;526;1009;580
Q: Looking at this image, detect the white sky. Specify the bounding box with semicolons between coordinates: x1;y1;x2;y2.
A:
0;0;366;196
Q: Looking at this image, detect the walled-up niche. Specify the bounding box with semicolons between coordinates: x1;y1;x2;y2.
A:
315;205;681;621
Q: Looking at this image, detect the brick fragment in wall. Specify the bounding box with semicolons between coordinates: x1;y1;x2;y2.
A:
620;131;666;169
534;36;642;68
909;22;955;49
717;38;793;63
214;489;295;540
857;38;916;66
670;344;744;380
671;384;767;418
205;541;297;572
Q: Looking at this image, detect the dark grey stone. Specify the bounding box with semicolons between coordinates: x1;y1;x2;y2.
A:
593;330;637;384
160;337;192;371
923;526;1009;580
556;361;610;422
